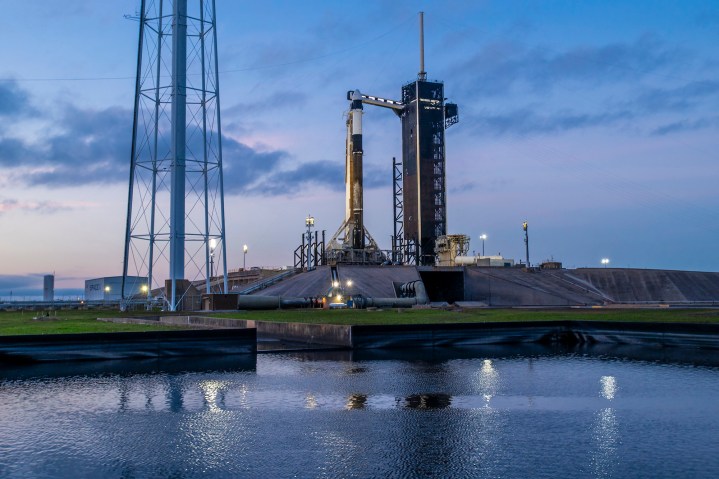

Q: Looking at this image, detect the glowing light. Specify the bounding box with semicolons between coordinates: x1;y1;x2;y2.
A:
601;258;610;267
104;285;111;292
209;238;217;250
336;295;343;302
332;281;339;288
346;280;353;287
141;285;148;293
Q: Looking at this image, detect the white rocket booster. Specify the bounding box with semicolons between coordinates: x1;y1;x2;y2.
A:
346;90;364;250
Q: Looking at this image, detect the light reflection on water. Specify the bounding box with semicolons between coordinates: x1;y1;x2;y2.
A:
1;349;719;478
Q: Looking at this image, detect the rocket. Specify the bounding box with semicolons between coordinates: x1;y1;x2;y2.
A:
346;90;365;250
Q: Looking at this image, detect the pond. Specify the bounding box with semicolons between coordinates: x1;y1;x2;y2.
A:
1;345;718;478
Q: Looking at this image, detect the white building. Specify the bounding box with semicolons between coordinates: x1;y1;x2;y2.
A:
85;276;146;301
454;255;515;268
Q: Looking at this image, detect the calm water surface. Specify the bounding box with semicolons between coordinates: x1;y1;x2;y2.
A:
1;347;718;478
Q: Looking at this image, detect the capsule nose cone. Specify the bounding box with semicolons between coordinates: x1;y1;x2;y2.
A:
351;89;362;101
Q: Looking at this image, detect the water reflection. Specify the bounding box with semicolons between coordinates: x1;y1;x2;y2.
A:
2;349;719;478
200;379;228;411
401;393;452;409
305;393;318;409
601;376;617;400
478;359;499;405
345;393;367;410
593;375;619;477
592;407;619;477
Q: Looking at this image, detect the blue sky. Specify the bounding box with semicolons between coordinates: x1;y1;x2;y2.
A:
0;0;717;297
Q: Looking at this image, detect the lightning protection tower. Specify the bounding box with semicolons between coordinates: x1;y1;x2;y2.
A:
123;0;228;311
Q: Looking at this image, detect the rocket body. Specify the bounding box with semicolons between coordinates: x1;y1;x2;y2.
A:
346;90;365;250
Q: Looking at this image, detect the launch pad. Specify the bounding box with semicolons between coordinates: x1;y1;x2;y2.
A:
323;12;459;267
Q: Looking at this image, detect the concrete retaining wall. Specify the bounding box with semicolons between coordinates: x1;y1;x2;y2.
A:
349;321;719;350
255;321;351;347
0;329;256;364
98;316;251;329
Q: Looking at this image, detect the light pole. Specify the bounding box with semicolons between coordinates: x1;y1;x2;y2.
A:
479;234;487;257
523;221;529;267
601;258;610;268
141;284;149;307
243;244;248;270
306;214;314;270
209;238;217;292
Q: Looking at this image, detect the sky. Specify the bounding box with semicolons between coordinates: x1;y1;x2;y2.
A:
0;0;717;298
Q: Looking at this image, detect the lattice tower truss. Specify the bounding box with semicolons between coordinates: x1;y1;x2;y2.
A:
122;0;227;311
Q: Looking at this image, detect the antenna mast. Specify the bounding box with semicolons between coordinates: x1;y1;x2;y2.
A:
418;12;427;80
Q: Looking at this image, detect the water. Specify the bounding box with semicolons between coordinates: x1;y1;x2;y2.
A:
1;347;719;478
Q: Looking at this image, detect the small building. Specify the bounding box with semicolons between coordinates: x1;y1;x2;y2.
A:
43;274;54;302
434;235;470;266
541;261;563;270
454;255;515;268
85;276;146;301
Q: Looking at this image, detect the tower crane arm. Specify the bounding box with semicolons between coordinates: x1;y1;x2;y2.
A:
347;90;404;112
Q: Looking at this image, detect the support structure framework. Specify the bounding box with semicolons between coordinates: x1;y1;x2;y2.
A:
328;13;458;267
123;0;227;311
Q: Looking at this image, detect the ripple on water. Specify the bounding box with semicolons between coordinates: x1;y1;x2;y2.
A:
2;352;719;478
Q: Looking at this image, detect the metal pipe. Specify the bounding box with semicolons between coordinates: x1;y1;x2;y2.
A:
122;0;147;302
212;0;229;295
169;0;188;310
201;1;211;295
148;0;164;308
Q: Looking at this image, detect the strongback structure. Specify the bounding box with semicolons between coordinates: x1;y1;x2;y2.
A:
122;0;228;311
327;12;458;266
401;77;458;264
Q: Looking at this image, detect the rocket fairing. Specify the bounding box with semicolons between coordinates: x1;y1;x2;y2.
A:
346;90;365;250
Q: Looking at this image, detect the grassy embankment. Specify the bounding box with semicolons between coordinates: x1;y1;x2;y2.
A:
0;310;184;336
1;307;718;336
215;307;719;326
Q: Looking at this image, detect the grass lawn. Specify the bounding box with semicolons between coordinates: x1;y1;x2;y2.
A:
213;307;719;326
1;307;718;336
0;309;185;336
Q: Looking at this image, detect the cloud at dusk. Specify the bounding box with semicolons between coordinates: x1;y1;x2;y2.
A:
0;0;716;282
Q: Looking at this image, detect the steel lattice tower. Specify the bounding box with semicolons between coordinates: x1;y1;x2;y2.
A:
122;0;227;311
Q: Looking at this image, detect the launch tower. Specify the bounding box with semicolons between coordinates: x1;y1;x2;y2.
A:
327;12;458;266
122;0;228;310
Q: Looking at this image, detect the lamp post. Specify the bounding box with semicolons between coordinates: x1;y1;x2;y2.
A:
601;258;610;268
523;221;529;267
306;214;314;270
479;234;487;257
209;238;217;292
140;284;149;308
243;244;248;270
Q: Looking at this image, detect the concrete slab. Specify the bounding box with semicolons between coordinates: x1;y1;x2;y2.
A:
253;266;332;297
253;265;421;299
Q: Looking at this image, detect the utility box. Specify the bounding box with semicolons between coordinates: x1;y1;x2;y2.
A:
202;293;240;311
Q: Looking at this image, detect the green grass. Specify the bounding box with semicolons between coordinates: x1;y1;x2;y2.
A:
0;309;185;336
2;307;718;336
213;307;719;326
